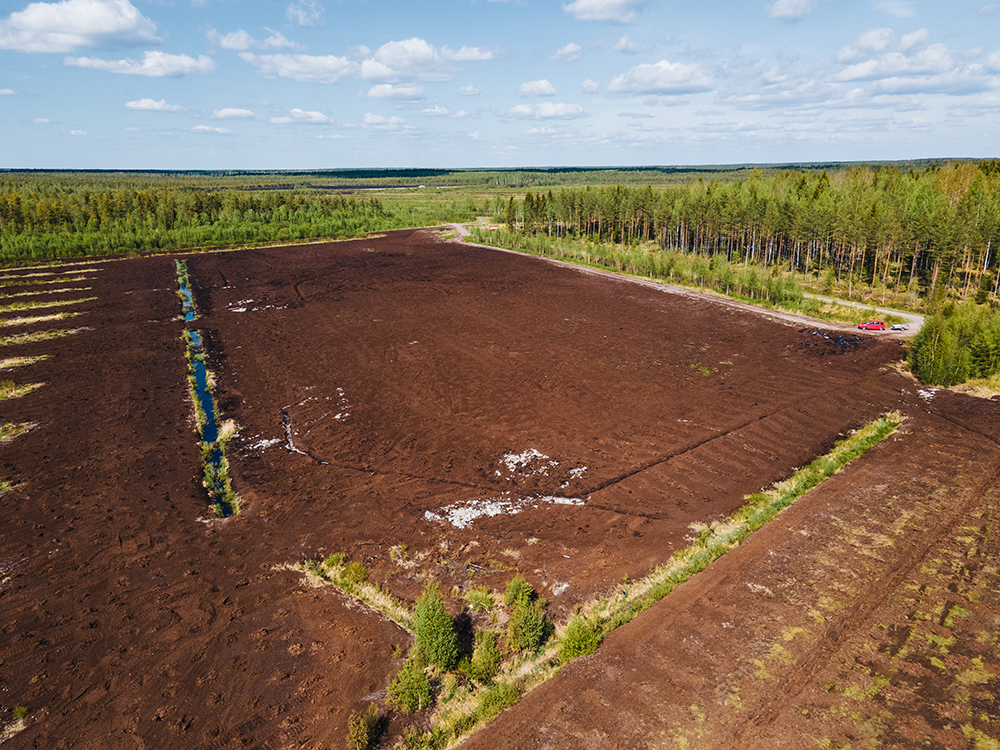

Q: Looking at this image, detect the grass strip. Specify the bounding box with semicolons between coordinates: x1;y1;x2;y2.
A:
0;355;50;370
0;327;88;346
0;275;91;288
0;422;35;442
0;287;92;299
0;297;96;314
295;556;415;630
1;313;77;328
0;380;43;400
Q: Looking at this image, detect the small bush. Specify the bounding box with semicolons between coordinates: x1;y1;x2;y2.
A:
345;704;381;750
503;574;533;606
324;552;346;568
414;586;459;670
476;683;521;721
341;561;369;585
13;706;28;720
387;658;433;713
507;597;549;652
560;616;600;661
468;630;502;683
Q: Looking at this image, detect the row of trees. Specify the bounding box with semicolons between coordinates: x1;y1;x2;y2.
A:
502;161;1000;306
0;186;396;260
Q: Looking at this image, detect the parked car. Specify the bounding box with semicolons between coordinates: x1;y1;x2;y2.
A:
890;322;910;331
858;320;886;330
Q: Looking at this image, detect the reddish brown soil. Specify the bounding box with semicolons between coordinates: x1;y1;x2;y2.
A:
1;229;996;749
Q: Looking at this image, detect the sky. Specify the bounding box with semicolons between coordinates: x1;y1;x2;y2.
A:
1;0;998;170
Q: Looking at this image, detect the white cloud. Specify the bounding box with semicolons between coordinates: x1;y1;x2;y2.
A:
615;35;641;53
240;52;354;83
421;104;470;118
70;129;87;135
270;108;331;124
33;117;49;122
207;27;302;52
766;0;820;20
981;4;1000;15
837;44;956;81
125;97;185;111
212;107;255;119
501;102;585;119
0;0;159;53
552;42;583;62
834;41;999;95
874;0;914;18
362;112;406;129
988;50;1000;72
581;78;600;92
192;125;232;134
837;28;895;62
366;83;425;99
607;60;713;95
441;45;493;62
458;85;479;95
518;79;557;96
66;51;215;77
563;0;647;23
361;38;479;83
286;0;324;28
899;28;929;51
0;88;15;95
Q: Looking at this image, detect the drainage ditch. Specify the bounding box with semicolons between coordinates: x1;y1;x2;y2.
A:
176;260;239;516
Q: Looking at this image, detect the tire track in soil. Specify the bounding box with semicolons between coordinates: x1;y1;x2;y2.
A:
732;419;1000;741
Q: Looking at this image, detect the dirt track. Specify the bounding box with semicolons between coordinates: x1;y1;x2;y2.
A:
1;229;996;748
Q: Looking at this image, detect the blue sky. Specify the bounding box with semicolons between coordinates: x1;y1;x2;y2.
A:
1;0;998;169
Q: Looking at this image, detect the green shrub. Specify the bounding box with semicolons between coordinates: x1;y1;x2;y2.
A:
341;561;369;585
468;630;501;683
414;586;459;670
387;658;433;713
345;704;381;750
464;586;493;612
507;597;548;652
476;683;521;721
13;706;28;721
503;574;533;606
324;552;346;568
559;616;600;661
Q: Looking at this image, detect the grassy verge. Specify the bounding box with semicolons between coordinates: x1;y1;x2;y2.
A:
0;275;92;288
1;313;77;328
295;412;902;749
0;328;88;346
0;355;50;370
0;422;34;442
0;380;43;400
0;706;29;743
469;229;908;329
0;297;96;314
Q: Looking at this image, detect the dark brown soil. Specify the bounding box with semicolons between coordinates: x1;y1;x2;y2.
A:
1;229;996;749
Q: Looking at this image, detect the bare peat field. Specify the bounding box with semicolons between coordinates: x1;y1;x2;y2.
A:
1;228;997;749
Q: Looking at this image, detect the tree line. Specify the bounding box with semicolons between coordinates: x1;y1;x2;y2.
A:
502;160;1000;307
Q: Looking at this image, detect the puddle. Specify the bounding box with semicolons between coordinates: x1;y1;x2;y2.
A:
175;260;196;321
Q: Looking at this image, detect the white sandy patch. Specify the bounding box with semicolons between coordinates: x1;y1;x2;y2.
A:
425;493;585;529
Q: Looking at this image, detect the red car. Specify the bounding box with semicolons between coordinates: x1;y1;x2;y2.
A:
858;320;886;331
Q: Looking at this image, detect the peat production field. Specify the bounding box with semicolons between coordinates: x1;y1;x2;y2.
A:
1;228;998;748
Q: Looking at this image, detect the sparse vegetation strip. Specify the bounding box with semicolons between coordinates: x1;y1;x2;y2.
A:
0;287;91;299
0;297;95;314
1;313;76;328
0;422;34;442
0;380;43;400
0;327;88;346
0;355;49;369
293;412;901;749
0;275;91;288
0;705;29;743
